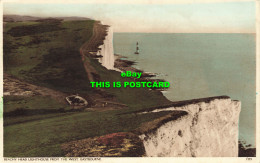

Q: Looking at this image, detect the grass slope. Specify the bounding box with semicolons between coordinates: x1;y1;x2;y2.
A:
4;20;94;94
3;20;171;157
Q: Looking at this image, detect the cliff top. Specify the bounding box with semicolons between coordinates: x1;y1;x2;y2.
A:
131;96;231;114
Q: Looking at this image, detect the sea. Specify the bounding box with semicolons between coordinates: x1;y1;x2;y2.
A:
113;33;256;147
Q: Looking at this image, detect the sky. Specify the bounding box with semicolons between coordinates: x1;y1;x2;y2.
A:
3;1;256;33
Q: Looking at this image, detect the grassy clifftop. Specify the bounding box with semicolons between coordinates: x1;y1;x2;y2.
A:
3;18;171;157
4;19;94;94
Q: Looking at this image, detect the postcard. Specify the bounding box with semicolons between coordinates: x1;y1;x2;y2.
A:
0;0;259;162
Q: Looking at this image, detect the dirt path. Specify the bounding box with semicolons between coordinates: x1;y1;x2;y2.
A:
80;21;107;55
79;21;108;82
77;22;128;109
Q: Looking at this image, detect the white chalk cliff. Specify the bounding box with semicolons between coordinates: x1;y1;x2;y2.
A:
139;97;241;157
97;27;114;70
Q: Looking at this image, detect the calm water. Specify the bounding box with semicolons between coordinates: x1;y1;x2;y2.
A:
114;33;256;146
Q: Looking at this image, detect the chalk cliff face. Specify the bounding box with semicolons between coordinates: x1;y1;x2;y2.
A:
139;97;241;157
97;27;114;70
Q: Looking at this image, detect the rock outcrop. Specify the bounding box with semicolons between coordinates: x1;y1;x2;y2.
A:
65;95;88;106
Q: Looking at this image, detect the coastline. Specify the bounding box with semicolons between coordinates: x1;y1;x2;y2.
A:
113;49;256;157
114;54;167;91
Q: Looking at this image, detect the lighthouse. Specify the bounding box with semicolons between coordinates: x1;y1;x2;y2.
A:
135;42;139;54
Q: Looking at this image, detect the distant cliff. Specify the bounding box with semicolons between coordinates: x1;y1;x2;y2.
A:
97;27;115;69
